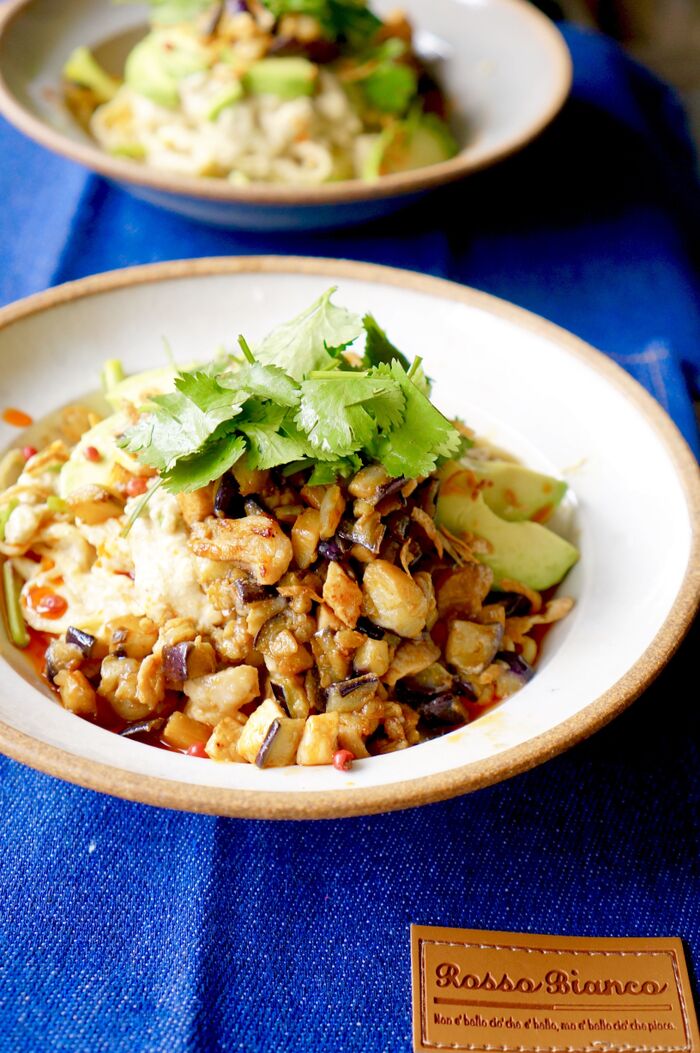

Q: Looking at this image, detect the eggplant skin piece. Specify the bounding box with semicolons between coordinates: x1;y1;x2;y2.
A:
214;474;245;520
162;641;193;686
418;693;470;728
119;717;166;739
66;625;96;657
255;717;305;768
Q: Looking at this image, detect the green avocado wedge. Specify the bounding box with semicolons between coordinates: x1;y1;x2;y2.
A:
363;114;458;179
63;47;121;104
464;458;568;523
105;365;181;413
436;465;579;590
243;58;318;100
125;30;209;108
60;366;183;498
58;413;144;499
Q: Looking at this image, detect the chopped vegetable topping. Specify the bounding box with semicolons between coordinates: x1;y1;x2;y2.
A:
118;288;463;503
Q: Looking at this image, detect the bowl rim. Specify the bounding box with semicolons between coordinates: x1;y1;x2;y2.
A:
0;256;698;819
0;0;572;207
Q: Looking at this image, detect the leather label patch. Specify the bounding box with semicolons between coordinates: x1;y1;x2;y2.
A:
411;925;699;1053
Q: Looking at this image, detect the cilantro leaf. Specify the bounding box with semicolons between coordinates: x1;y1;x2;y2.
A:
237;415;308;470
119;370;244;470
371;361;461;476
161;433;246;493
327;0;381;46
296;373;404;456
255;287;362;380
362;313;410;370
307;455;362;484
220;362;300;407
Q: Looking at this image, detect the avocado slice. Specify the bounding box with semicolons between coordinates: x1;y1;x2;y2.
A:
63;47;121;104
59;413;144;499
207;82;244;120
458;459;567;524
243;58;318;100
60;366;183;498
124;29;209;108
436;471;578;590
105;365;180;413
363;114;458;179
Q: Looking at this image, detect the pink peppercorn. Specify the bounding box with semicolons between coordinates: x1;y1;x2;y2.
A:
333;749;355;772
186;743;208;759
125;477;149;497
84;446;101;462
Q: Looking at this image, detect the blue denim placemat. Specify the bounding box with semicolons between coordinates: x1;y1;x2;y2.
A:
0;23;698;1053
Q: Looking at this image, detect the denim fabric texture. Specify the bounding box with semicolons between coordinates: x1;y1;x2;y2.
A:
0;22;698;1053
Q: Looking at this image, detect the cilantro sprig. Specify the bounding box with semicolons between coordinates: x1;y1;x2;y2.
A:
118;288;463;499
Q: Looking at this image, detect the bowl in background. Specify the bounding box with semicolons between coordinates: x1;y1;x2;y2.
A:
0;0;571;230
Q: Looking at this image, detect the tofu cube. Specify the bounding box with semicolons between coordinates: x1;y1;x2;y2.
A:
296;712;339;766
353;637;390;677
205;716;246;762
237;698;286;764
184;665;259;725
338;713;370;759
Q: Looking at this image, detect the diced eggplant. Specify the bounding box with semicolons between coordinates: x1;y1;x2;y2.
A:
495;651;535;696
385;512;411;540
270;677;310;720
254;609;291;652
356;617;384;641
234;576;272;609
486;591;531;616
371;477;406;505
45;638;84;684
497;651;535;680
418;693;470;728
318;538;345;562
255;716;305;768
162;641;193;686
411;662;454;695
437;564;494;618
310;629;350;688
419;477;440;517
244;497;268;517
163;640;216;686
267;34;340;63
453;678;478;702
337;516;385;555
65;626;96;658
119;717;166;739
325;673;379;713
214;474;244;519
445;620;504;676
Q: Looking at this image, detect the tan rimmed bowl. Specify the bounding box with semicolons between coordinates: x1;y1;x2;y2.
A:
0;0;571;230
0;257;698;818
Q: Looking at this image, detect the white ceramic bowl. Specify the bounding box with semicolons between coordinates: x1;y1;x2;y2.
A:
0;258;697;818
0;0;571;230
